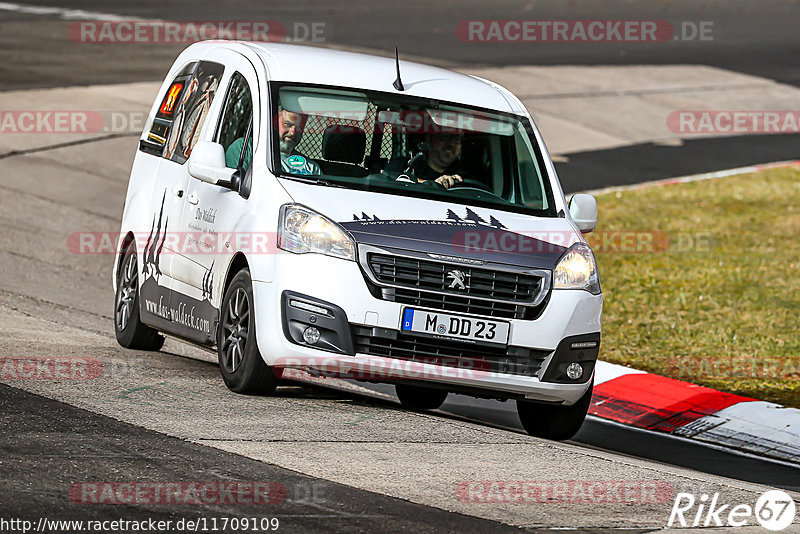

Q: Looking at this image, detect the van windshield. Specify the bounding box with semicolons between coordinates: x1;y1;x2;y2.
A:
270;83;557;217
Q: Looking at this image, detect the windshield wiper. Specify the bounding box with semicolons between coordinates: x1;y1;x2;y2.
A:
314;178;346;188
281;174;346;188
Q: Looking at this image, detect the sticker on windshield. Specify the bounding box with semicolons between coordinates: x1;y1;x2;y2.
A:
286;155;307;168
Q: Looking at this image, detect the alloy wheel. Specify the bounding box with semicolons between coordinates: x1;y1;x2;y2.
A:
220;288;250;373
115;253;138;331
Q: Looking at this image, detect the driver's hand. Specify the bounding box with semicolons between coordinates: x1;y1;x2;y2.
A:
435;174;463;189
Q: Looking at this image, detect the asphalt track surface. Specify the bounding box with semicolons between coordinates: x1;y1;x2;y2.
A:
0;383;527;533
0;134;796;530
1;1;800;531
556;133;800;193
360;384;800;494
2;0;798;188
2;0;800;89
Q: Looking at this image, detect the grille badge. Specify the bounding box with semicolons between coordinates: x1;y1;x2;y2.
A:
446;269;469;290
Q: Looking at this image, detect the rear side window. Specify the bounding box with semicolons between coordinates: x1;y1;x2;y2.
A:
144;61;225;164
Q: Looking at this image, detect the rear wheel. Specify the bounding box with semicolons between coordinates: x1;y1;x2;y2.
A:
395;384;448;411
516;381;593;441
114;245;164;351
218;269;279;394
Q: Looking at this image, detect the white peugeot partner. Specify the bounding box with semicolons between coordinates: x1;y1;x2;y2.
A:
114;41;602;440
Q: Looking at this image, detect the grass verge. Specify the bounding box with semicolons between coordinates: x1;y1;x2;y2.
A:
592;165;800;408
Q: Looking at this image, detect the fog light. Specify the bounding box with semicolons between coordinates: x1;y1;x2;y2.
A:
566;362;583;380
303;326;321;344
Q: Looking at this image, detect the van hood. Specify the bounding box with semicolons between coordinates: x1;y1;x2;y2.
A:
280;180;580;269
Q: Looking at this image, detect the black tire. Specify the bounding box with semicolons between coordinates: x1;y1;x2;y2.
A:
516;381;593;441
395;384;449;411
114;245;165;351
217;269;279;394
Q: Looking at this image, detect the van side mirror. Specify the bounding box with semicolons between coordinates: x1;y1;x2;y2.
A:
569;194;598;234
188;141;236;187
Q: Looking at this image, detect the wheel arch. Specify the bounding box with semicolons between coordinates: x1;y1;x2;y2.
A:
221;252;250;302
114;231;137;289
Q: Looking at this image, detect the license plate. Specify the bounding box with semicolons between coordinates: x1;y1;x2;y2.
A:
401;308;509;345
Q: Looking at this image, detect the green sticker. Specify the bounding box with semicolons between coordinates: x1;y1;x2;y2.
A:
287;155;306;168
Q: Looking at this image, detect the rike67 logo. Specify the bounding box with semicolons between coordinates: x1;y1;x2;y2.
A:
668;490;796;531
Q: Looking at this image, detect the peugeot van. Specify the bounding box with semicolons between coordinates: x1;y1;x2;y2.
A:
113;41;602;440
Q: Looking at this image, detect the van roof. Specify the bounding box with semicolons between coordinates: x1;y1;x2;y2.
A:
194;41;517;113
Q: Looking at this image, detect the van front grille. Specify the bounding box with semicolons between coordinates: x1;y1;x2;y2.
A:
364;253;549;319
352;326;550;378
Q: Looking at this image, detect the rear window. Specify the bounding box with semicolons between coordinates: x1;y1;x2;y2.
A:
144;61;225;164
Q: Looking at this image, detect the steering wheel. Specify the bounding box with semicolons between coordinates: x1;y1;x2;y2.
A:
447;178;493;192
444;178;509;201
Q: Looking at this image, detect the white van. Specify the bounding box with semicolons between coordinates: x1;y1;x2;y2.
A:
114;42;602;440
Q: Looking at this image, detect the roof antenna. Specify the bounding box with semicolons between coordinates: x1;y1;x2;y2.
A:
392;46;405;91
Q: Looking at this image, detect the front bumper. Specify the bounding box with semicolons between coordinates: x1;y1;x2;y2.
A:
253;251;602;405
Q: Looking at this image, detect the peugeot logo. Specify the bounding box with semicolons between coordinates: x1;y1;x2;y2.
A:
446;270;469;290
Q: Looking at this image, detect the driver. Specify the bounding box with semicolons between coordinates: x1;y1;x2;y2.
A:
384;130;466;189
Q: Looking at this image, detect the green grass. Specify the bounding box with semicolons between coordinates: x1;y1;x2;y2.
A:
592;166;800;408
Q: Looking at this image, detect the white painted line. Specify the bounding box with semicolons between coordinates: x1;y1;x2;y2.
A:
576;159;800;197
683;401;800;460
0;2;144;22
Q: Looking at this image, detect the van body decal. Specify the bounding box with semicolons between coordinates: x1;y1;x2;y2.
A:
341;208;566;269
138;189;218;345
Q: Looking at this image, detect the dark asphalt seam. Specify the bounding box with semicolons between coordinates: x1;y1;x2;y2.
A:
0;181;120;222
30;155;133;186
0;289;113;334
0;249;110;284
0;132;138;160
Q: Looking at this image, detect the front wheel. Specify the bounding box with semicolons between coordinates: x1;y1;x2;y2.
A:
516;381;593;441
114;245;164;351
218;269;279;394
395;384;448;411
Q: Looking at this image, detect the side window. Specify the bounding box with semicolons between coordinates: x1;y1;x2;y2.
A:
162;61;225;164
144;62;196;156
217;72;253;170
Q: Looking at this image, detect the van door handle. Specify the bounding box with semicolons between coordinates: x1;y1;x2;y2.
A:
187;192;199;205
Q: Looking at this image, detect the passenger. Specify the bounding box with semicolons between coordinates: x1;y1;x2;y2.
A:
225;106;321;175
225;134;252;170
276;106;321;175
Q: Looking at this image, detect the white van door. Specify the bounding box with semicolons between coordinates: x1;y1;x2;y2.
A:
138;59;227;343
169;50;261;344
